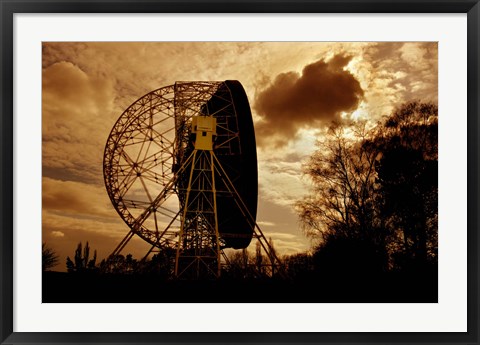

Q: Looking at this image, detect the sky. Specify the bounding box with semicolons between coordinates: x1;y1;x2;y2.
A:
42;42;438;271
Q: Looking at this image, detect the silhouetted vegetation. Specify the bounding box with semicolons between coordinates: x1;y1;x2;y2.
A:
222;245;273;279
297;101;438;280
282;252;314;280
99;254;138;274
66;242;98;273
42;242;59;271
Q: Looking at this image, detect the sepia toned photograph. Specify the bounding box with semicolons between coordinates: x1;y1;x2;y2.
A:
42;42;438;303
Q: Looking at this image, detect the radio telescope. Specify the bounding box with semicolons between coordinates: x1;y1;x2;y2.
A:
103;80;281;279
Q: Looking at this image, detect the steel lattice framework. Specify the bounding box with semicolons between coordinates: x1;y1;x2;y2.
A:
103;81;282;279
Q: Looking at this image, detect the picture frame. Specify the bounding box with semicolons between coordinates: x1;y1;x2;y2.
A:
1;0;478;344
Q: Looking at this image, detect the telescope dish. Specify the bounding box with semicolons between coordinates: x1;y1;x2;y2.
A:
104;80;279;279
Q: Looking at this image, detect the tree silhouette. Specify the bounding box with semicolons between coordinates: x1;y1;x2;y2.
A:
139;249;176;278
225;249;251;278
99;254;128;274
296;122;389;273
42;242;59;271
372;101;438;270
282;252;314;279
268;237;279;276
224;246;274;279
66;242;97;273
297;101;438;275
254;241;265;276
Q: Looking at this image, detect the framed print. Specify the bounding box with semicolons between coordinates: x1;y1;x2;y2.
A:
1;0;479;344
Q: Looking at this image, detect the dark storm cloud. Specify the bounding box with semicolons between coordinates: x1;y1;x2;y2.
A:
254;54;364;147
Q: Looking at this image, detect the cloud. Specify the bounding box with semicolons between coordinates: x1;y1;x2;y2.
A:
257;221;276;227
262;232;298;240
356;42;438;120
255;131;317;208
42;61;116;184
42;177;115;219
258;161;307;207
51;230;65;238
259;232;308;254
254;54;364;147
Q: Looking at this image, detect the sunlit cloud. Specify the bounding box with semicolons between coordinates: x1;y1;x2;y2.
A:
254;54;364;147
42;177;115;219
42;61;116;184
257;221;276;227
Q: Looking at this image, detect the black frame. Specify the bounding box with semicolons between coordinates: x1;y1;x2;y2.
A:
1;0;478;344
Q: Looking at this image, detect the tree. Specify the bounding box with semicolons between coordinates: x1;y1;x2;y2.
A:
255;241;264;276
225;249;251;279
372;101;438;270
296;122;389;273
99;254;127;274
138;249;175;278
297;101;438;274
282;252;314;279
42;242;59;271
268;237;279;276
66;242;97;273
